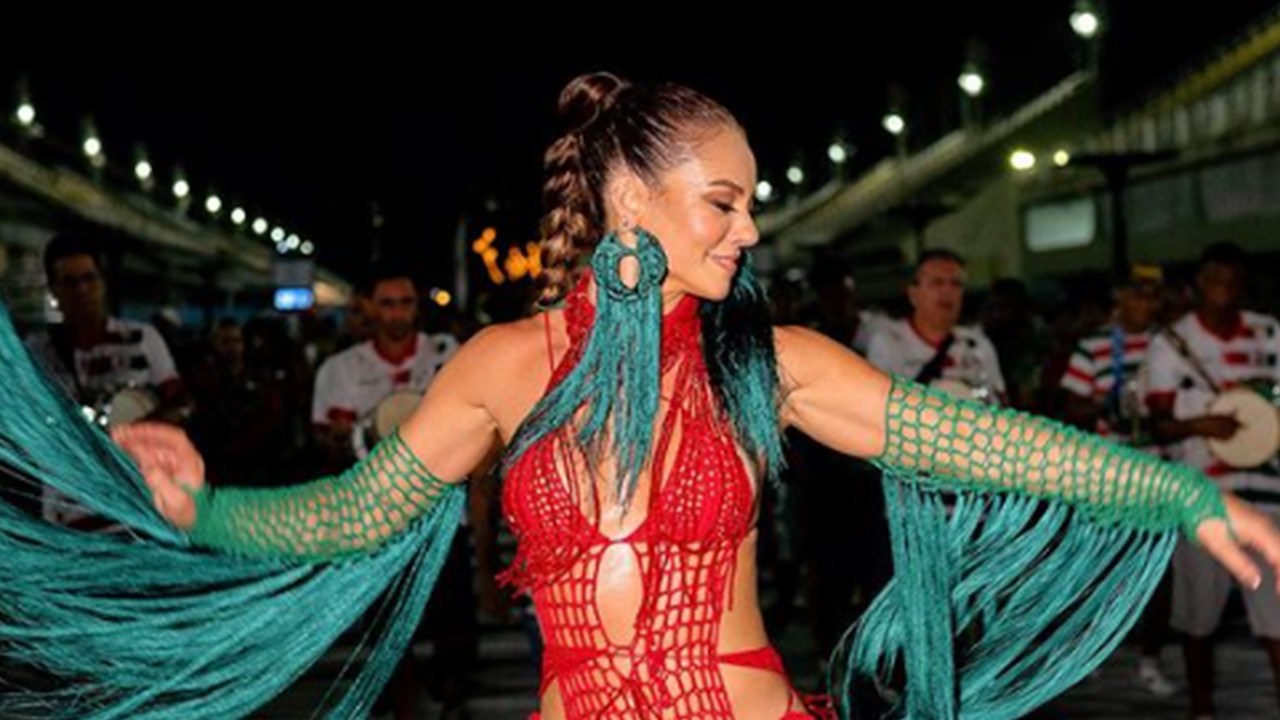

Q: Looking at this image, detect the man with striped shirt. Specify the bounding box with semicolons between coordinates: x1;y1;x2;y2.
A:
1145;242;1280;720
1061;266;1174;696
1062;267;1162;445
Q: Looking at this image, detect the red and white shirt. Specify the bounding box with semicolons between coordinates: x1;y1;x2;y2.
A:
865;318;1006;396
25;317;179;404
1060;325;1152;442
1144;310;1280;504
25;317;180;531
311;332;459;428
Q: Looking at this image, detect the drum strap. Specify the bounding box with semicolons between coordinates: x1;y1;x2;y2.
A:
1160;326;1221;394
915;333;955;385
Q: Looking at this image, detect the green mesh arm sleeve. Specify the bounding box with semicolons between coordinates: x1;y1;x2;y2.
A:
188;431;453;560
873;376;1226;538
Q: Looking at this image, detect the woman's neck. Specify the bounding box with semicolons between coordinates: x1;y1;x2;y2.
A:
661;285;688;314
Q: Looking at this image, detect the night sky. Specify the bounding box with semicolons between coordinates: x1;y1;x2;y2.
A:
3;3;1276;289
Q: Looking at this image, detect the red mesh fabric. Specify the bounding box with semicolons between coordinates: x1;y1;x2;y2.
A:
499;281;816;718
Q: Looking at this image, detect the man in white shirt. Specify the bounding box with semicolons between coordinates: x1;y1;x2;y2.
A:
1145;242;1280;719
866;248;1005;403
23;233;189;530
312;269;458;465
311;266;471;717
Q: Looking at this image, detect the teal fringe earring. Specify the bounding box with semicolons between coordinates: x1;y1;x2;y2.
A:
504;225;668;510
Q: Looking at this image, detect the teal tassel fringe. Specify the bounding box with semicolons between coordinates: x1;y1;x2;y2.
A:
830;477;1174;720
0;297;466;719
505;228;668;509
702;253;784;484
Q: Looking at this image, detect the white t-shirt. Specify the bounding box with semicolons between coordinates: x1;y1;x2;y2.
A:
312;332;459;428
865;317;1006;396
24;317;180;531
1144;311;1280;504
313;332;462;525
25;317;178;403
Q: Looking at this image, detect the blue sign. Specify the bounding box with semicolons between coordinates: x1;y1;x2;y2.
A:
274;287;315;312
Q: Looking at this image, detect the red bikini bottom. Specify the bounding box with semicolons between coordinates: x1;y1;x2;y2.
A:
528;645;835;719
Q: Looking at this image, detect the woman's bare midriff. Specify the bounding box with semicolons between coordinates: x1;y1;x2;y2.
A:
534;532;802;720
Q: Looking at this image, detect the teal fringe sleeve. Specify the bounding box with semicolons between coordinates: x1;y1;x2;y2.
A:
0;299;466;719
831;376;1225;720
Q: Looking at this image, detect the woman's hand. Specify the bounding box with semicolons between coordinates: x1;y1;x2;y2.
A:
1197;492;1280;594
112;422;206;530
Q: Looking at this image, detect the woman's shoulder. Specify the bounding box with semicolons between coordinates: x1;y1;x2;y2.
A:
454;314;548;366
772;324;851;363
772;323;884;392
773;324;847;391
444;310;566;389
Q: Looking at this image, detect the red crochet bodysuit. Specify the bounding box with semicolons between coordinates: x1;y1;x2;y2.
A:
499;280;830;720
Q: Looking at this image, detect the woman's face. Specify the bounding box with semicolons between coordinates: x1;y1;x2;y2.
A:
608;125;761;302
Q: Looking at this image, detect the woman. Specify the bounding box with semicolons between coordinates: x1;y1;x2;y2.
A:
96;73;1280;720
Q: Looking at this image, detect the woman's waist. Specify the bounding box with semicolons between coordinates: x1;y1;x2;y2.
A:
540;637;786;681
537;605;772;658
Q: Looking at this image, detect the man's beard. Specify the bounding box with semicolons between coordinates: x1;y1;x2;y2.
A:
382;323;413;341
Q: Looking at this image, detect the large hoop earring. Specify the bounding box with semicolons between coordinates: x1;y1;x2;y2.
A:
590;225;668;300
